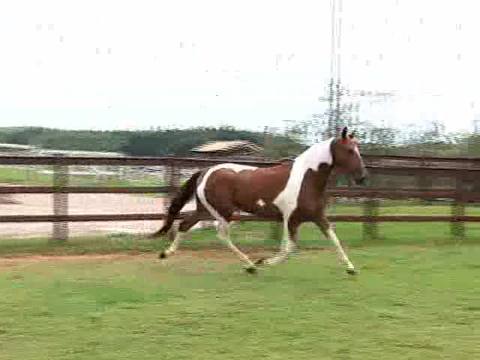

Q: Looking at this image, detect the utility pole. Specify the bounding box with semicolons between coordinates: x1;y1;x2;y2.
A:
474;118;480;134
327;0;343;139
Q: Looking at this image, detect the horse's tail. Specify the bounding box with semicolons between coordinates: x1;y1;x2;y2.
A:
157;170;202;235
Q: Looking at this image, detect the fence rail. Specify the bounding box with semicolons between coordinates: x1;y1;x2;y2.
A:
1;154;479;241
1;153;480;170
1;213;480;224
1;186;479;201
0;186;172;194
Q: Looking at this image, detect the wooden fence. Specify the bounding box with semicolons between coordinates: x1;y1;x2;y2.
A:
0;154;479;241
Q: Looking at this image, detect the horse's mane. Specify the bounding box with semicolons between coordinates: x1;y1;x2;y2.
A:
278;157;294;164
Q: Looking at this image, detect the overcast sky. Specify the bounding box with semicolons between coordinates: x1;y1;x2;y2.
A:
0;0;479;133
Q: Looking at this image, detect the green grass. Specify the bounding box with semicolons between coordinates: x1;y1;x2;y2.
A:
0;220;479;257
0;165;164;188
330;202;480;216
1;218;480;359
1;244;480;359
0;166;53;185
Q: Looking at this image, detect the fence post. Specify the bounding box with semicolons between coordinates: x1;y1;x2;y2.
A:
52;154;69;241
451;173;466;239
362;173;379;241
159;162;178;241
417;172;433;204
164;161;181;218
363;198;379;241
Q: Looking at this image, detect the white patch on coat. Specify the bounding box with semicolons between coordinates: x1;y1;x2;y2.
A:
256;199;266;207
262;139;334;266
196;163;257;222
353;144;361;157
273;138;334;217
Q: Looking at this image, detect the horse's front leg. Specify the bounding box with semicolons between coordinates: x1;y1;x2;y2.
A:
316;216;356;275
259;216;298;266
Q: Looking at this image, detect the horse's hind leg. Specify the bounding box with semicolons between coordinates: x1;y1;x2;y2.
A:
216;220;257;273
261;216;299;266
159;212;202;259
316;216;356;275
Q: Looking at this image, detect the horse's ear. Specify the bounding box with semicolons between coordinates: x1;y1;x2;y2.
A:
341;127;348;139
349;131;356;139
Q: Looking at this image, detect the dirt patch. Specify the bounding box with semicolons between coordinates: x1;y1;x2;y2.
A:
0;249;275;267
0;194;19;204
176;248;275;265
0;192;199;238
0;253;144;266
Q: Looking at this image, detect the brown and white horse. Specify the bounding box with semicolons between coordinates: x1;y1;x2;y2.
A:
154;127;367;274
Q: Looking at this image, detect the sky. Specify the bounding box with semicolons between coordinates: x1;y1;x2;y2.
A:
0;0;479;134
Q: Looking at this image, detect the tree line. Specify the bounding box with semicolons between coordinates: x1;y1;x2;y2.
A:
0;126;302;158
0;123;478;159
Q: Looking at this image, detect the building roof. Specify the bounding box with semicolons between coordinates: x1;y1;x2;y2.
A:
191;140;263;154
37;149;125;157
0;143;36;151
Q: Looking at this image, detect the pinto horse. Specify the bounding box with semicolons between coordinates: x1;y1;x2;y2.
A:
154;127;367;274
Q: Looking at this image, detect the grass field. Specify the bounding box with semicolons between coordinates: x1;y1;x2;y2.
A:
0;219;479;257
1;244;479;360
1;216;480;359
0;165;164;188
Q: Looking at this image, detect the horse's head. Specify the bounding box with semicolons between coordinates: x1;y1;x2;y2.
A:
331;127;368;185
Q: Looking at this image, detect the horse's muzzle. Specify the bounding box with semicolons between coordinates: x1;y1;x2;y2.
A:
354;169;368;185
354;176;367;185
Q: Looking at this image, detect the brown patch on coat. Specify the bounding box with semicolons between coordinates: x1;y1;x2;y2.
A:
204;162;293;221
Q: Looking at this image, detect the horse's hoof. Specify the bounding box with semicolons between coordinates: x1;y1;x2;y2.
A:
255;258;266;266
159;252;167;259
245;266;258;274
346;268;357;275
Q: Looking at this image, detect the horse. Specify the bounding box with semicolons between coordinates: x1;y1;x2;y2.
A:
153;127;367;274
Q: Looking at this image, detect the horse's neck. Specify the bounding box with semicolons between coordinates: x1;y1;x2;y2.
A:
288;139;334;194
312;165;333;192
296;138;334;170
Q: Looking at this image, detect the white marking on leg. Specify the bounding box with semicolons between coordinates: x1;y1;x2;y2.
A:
162;223;184;257
264;217;296;265
326;227;355;271
218;221;255;268
164;231;184;256
192;220;216;231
